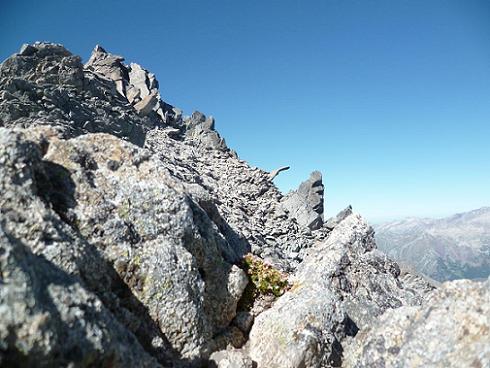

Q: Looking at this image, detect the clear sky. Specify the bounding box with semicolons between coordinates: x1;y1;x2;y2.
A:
1;0;490;222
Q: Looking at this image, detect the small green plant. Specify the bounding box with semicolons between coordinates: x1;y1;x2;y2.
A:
242;253;289;297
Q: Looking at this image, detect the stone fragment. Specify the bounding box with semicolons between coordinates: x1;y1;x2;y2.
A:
232;311;254;334
184;111;228;151
268;165;290;180
325;205;353;230
281;171;324;230
134;93;158;116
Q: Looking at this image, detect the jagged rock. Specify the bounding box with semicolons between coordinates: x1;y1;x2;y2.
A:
325;205;353;230
84;45;178;126
18;43;37;56
247;214;433;367
0;42;152;145
184;111;228;151
343;278;490;368
0;43;485;368
134;92;159;116
0;128;159;367
85;44;128;96
268;165;290;180
128;62;158;99
39;132;250;360
281;171;324;230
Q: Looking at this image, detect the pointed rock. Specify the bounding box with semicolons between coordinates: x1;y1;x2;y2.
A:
281;171;324;230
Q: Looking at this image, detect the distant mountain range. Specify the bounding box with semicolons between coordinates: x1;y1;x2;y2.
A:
375;207;490;282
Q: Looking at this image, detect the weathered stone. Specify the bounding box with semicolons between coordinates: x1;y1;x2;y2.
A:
184;111;228;151
18;43;37;56
232;311;254;334
85;44;128;95
209;349;254;368
0;129;160;367
129;62;153;98
247;214;433;367
281;171;324;230
134;93;158;116
325;205;353;230
343;278;490;368
0;42;485;368
268;165;290;180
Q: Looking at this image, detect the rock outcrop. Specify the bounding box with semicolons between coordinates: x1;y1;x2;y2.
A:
0;42;488;368
247;214;430;367
282;171;325;230
343;278;490;367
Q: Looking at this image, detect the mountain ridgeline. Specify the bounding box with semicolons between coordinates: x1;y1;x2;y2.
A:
0;43;488;367
376;207;490;282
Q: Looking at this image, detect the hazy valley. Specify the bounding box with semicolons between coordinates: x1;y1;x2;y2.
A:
376;207;490;282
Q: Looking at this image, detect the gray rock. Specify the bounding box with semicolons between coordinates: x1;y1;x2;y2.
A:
134;92;159;116
247;214;433;367
128;62;154;99
343;278;490;368
0;128;160;367
281;171;324;230
0;42;151;145
0;43;485;368
268;165;290;180
85;44;128;96
209;349;254;368
325;205;353;230
184;111;228;151
40;132;249;360
18;43;37;56
84;44;178;127
232;311;255;334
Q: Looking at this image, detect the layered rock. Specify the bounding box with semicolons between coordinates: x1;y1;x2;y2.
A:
282;171;325;230
0;43;487;368
84;45;177;123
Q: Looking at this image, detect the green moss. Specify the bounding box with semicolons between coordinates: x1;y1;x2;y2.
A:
238;253;290;310
117;198;131;221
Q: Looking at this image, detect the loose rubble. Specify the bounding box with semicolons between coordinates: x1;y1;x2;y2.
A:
0;42;487;368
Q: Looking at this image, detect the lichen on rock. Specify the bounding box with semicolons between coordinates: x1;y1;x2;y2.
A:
0;42;487;368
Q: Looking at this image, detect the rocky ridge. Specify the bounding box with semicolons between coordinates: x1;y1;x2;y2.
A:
376;207;490;281
0;42;488;367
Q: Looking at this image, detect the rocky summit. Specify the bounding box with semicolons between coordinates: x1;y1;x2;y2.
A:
0;42;488;368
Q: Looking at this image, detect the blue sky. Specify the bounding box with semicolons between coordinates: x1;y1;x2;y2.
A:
1;0;490;222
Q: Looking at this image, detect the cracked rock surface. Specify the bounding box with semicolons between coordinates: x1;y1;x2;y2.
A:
0;43;487;368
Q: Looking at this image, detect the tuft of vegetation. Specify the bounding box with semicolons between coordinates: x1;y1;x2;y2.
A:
242;253;289;298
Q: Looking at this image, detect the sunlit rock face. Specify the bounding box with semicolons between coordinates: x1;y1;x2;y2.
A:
0;43;487;368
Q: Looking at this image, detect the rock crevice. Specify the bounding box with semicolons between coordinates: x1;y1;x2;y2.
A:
0;43;488;368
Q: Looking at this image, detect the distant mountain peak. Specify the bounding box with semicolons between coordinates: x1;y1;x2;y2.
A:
375;207;490;281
